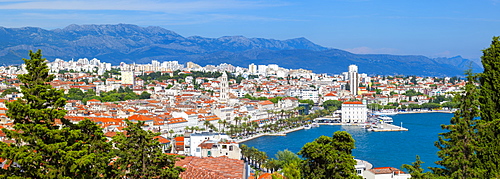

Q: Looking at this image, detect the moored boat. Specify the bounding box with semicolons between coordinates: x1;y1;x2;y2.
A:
377;115;394;124
373;110;398;116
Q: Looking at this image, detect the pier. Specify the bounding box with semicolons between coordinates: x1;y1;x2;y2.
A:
367;123;408;132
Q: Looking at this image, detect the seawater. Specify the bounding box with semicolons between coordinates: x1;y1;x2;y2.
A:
242;112;453;170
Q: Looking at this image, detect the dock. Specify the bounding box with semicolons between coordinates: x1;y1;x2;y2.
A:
367;123;408;132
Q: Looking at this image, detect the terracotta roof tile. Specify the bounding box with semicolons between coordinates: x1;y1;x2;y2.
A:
175;156;244;179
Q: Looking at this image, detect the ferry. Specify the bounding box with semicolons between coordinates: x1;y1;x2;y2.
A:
377;115;393;124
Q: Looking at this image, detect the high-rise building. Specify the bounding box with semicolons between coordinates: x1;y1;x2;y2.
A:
349;65;359;95
248;63;257;75
121;71;135;85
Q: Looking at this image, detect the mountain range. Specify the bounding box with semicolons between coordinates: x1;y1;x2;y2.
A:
0;24;482;76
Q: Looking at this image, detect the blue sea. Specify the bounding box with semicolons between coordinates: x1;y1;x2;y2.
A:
242;112;453;170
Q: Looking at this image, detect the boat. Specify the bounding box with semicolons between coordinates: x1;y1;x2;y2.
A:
311;122;319;128
377;115;393;124
304;125;311;129
373;110;398;116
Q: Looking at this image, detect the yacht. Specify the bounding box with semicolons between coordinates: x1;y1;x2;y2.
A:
304;124;311;129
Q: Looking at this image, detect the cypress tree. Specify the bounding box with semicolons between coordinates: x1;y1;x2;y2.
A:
477;36;500;178
433;70;483;178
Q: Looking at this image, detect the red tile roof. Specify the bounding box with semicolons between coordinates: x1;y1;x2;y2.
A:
175;156;244;179
369;167;406;175
343;101;363;104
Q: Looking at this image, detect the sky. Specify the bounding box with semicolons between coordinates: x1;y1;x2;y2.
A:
1;0;499;60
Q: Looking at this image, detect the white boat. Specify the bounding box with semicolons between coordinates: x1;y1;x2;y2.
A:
311;123;319;128
373;110;398;116
304;125;311;129
377;115;393;124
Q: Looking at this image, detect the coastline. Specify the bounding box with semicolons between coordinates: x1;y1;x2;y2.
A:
236;126;305;143
237;111;453;143
397;110;454;114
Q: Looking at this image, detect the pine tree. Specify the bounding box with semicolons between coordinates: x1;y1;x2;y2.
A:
402;156;430;179
477;36;500;178
432;70;482;178
112;120;185;178
0;50;115;178
299;131;361;179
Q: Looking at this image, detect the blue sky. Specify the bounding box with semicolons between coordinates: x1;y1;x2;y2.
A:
1;0;499;60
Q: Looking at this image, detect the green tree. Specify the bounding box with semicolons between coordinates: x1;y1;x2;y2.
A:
269;149;301;171
402;155;435;179
322;100;342;111
112;120;184;178
404;89;423;96
433;70;482;178
299;131;361;179
0;87;19;97
269;96;283;104
299;99;314;108
441;101;458;109
0;50;115;178
65;88;85;100
408;103;421;109
139;91;151;99
282;160;301;179
477;36;500;178
421;103;441;109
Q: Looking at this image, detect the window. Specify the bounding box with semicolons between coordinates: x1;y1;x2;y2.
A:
229;146;234;151
208;151;211;156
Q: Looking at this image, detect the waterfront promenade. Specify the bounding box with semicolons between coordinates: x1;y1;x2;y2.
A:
397;110;454;114
236;126;305;143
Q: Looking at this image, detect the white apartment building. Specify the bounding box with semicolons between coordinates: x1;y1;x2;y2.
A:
300;89;319;103
341;101;367;124
186;132;241;159
121;71;135;85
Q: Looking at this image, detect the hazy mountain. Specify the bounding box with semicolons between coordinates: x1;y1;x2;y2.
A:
0;24;481;76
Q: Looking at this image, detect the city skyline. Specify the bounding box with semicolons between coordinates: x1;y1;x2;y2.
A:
0;0;499;60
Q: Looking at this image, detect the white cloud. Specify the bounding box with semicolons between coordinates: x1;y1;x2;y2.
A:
0;0;286;13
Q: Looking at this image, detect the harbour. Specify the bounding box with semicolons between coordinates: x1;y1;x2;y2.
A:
242;112;453;170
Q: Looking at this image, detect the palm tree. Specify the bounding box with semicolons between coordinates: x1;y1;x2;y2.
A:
277;110;284;119
209;123;217;132
217;120;224;132
251;121;260;134
169;129;174;138
234;116;242;126
241;122;248;136
266;110;273;121
203;120;211;131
